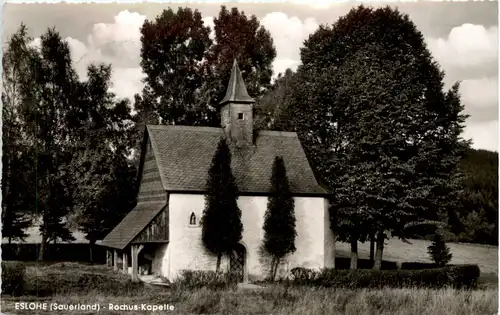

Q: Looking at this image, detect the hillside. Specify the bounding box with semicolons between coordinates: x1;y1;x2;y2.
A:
455;148;498;245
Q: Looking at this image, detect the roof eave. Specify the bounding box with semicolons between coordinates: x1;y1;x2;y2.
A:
165;189;331;198
146;126;169;191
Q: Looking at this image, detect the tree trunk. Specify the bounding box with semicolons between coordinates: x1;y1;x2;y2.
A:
38;234;47;261
369;235;375;262
332;230;336;269
269;257;276;280
216;253;222;273
89;240;95;263
350;238;358;269
131;245;139;282
373;232;384;270
273;257;281;280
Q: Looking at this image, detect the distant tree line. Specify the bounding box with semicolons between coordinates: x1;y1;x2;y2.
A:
455;148;498;245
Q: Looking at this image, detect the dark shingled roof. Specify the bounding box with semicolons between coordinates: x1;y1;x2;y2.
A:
101;202;166;249
147;125;327;195
102;60;327;250
219;59;255;105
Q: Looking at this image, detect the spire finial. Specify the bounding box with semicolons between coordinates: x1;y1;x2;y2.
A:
219;58;255;106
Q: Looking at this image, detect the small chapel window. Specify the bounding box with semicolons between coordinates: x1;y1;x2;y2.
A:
238;113;244;120
189;212;196;226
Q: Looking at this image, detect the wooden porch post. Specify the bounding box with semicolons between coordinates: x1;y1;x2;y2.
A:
131;245;138;282
113;249;119;271
106;250;112;267
122;250;128;274
131;244;145;283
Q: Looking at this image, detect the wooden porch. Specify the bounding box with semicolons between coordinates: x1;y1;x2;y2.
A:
103;201;169;282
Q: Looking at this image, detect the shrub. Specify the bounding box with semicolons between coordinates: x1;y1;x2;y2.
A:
334;257;398;270
172;270;236;290
2;261;26;296
290;267;320;283
428;232;453;267
74;273;144;295
23;265;144;297
288;265;480;289
1;244;106;263
447;265;481;289
401;262;441;270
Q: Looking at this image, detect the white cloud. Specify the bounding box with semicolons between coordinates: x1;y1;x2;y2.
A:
89;10;145;46
203;16;215;40
463;120;498;152
460;77;498;109
426;23;498;151
260;12;318;77
427;24;498;70
272;59;300;79
28;37;41;49
51;10;146;100
110;67;144;101
28;12;499;152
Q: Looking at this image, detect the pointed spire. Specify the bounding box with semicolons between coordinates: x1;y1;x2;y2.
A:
219;59;255;105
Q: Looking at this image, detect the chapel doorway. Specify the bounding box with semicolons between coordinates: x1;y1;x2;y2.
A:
229;243;246;283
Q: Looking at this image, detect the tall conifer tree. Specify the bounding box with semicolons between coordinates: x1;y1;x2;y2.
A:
201;138;243;272
262;156;296;280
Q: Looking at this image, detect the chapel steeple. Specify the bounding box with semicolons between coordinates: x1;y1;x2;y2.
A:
219;59;255;147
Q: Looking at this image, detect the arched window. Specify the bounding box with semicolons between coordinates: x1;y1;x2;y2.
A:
189;212;196;225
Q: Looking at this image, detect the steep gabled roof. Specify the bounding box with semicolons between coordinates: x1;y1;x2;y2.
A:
101;202;166;250
219;59;255;105
146;125;327;195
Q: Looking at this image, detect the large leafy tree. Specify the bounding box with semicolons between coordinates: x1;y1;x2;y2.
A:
4;25;145;261
204;6;276;112
69;64;138;261
18;28;81;259
138;5;276;127
262;156;296;280
254;69;295;131
140;7;212;126
201;138;243;272
1;24;35;243
8;26;139;261
285;5;469;269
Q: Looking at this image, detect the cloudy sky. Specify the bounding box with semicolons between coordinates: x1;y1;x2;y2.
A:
4;2;498;151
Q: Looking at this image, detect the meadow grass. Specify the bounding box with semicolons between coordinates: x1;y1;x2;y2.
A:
2;283;497;315
336;237;498;274
1;261;498;315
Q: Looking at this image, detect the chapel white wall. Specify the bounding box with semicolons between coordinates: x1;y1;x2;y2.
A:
161;193;334;281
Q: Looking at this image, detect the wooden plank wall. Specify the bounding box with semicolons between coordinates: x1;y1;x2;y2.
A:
132;207;168;243
138;139;165;203
133;137;169;243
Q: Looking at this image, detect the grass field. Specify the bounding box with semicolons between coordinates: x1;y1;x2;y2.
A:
336;237;499;275
1;262;498;315
1;239;497;314
2;284;498;315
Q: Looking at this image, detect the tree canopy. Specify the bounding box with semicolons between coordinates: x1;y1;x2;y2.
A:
1;24;36;243
281;5;470;268
138;5;276;127
2;25;137;260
